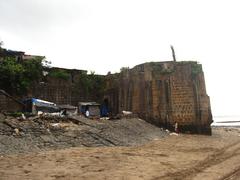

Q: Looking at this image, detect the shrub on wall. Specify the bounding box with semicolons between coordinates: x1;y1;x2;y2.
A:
74;71;105;100
48;69;70;80
191;63;202;76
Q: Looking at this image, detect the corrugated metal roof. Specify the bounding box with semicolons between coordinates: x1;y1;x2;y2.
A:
58;104;77;110
79;102;100;106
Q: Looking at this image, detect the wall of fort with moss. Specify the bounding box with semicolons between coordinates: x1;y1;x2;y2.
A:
104;61;212;134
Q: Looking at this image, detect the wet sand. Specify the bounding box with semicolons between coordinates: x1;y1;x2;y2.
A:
0;127;240;180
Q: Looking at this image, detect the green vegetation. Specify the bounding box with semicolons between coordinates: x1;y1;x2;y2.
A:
159;67;174;74
0;56;46;95
0;41;2;45
76;71;105;99
177;61;202;76
120;67;129;72
4;112;33;118
4;112;23;117
191;62;202;76
150;62;174;75
48;69;70;80
0;42;105;100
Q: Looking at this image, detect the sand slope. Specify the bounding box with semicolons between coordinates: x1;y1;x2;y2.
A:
0;127;240;180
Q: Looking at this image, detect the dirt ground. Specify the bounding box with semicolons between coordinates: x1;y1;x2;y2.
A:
0;127;240;180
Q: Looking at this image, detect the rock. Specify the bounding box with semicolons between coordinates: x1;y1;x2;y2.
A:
170;132;179;136
122;111;132;115
21;114;26;120
0;113;5;122
14;128;19;135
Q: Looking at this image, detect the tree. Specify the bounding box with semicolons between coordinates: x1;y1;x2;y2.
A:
0;56;45;95
74;70;105;100
48;69;70;80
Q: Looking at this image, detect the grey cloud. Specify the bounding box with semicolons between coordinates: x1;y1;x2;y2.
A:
0;0;84;35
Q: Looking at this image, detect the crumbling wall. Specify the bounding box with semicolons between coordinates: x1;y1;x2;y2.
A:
0;94;23;112
24;60;212;134
30;78;74;105
104;73;119;114
29;68;104;106
105;61;212;135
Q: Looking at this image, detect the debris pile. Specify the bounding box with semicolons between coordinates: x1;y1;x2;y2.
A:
0;113;167;155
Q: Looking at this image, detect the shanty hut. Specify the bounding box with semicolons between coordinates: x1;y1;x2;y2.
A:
23;98;59;114
58;104;78;116
79;102;100;118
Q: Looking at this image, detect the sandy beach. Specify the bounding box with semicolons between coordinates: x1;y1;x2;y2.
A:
0;127;240;180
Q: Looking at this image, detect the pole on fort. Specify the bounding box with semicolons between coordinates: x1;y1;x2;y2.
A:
170;45;176;62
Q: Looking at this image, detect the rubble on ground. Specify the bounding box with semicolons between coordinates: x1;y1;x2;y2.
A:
0;113;167;155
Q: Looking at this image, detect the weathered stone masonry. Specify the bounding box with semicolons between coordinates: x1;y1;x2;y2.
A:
104;61;212;134
29;68;104;106
0;90;24;112
0;50;212;134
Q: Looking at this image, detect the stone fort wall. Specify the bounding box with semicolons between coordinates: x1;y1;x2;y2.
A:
104;61;212;134
28;68;103;106
21;61;212;134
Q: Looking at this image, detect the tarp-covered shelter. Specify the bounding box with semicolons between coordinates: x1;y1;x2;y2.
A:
23;98;59;114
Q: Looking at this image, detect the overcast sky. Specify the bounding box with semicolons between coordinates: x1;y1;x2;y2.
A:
0;0;240;117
